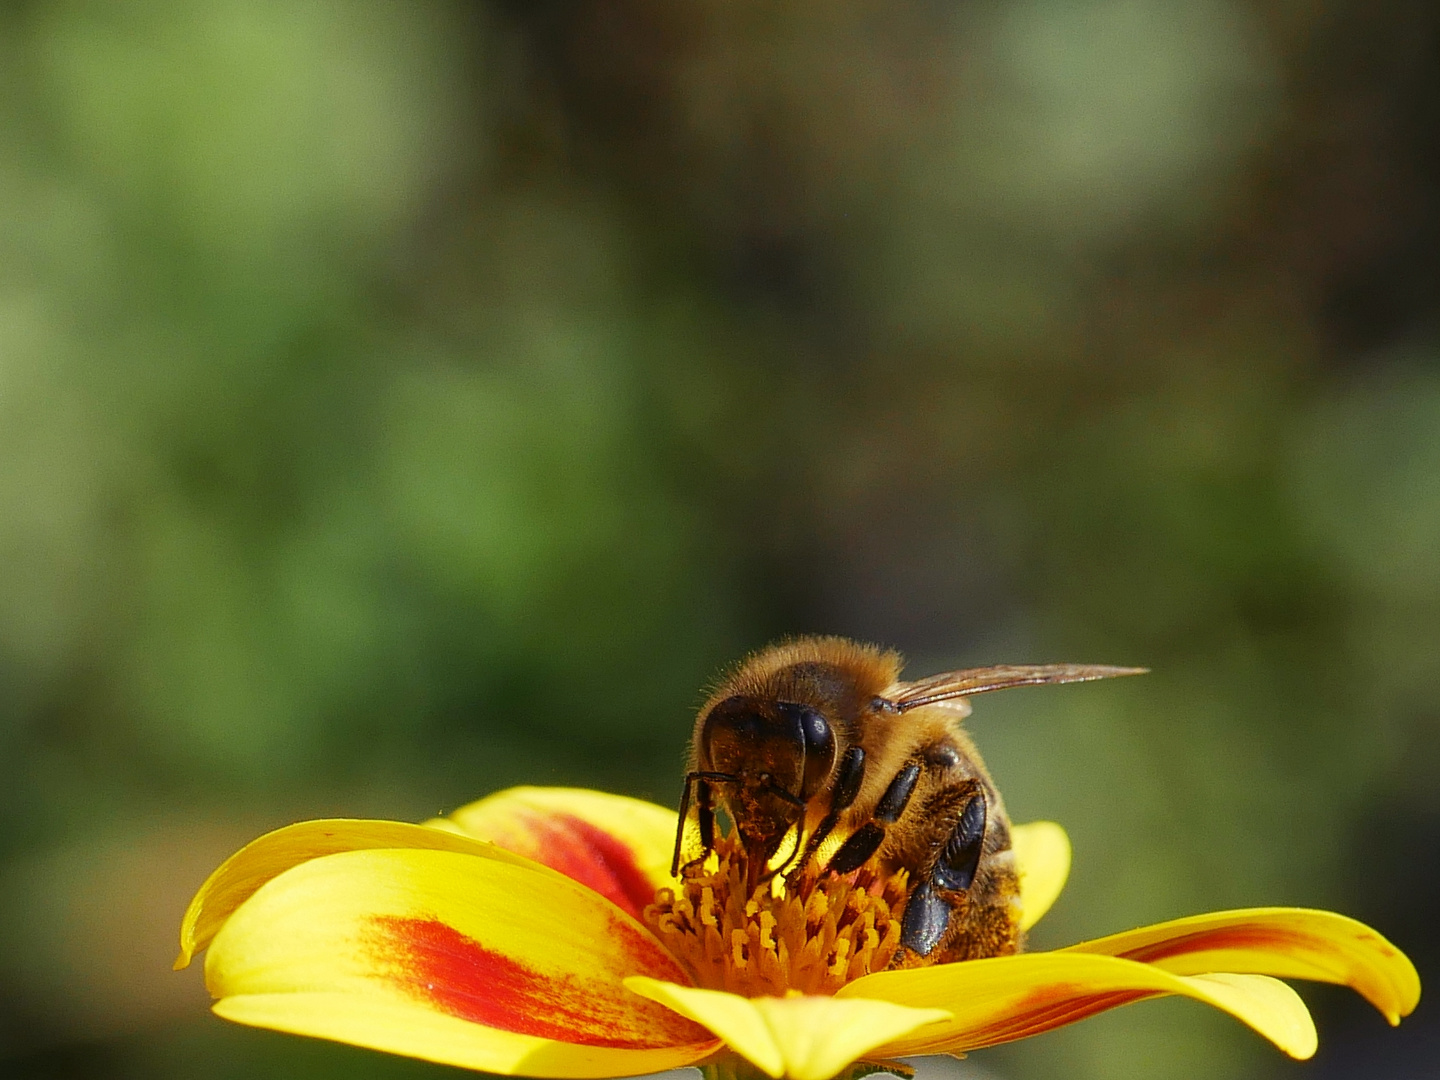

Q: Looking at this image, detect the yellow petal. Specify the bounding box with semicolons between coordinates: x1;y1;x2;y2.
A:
435;786;679;920
216;993;714;1079
206;848;719;1075
1180;974;1317;1057
838;951;1317;1059
1062;907;1421;1024
177;819;534;969
624;980;783;1078
748;995;953;1080
1011;821;1071;932
625;977;951;1080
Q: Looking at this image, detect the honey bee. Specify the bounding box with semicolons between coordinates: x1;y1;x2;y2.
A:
672;636;1144;967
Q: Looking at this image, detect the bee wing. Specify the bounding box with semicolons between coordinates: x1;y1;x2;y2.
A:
884;663;1146;713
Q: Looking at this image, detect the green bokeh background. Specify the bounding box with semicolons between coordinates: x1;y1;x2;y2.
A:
0;3;1436;1079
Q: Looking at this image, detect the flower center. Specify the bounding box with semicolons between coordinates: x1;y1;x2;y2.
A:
643;834;910;996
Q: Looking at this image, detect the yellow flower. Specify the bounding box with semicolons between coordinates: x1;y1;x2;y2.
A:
176;787;1419;1080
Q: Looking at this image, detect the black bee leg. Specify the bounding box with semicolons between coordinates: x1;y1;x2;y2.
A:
900;880;951;956
671;773;706;876
899;788;987;956
788;746;866;879
671;770;739;876
826;762;922;875
934;787;987;891
697;778;715;852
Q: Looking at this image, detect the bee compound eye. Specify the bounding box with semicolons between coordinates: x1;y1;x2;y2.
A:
777;702;835;800
800;706;832;755
700;696;765;766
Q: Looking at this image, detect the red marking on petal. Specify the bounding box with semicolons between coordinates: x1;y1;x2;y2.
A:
366;916;709;1049
502;812;658;920
1113;927;1322;965
997;988;1153;1040
965;986;1155;1048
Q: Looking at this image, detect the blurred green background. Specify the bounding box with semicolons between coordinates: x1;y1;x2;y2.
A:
0;3;1436;1079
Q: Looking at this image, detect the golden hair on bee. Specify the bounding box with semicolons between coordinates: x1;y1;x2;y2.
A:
672;635;1144;967
694;635;902;738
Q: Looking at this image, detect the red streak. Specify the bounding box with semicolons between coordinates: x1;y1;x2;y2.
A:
974;987;1155;1046
366;916;707;1049
1113;926;1317;965
509;813;658;920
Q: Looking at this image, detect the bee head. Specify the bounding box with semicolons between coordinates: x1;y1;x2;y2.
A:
699;694;835;857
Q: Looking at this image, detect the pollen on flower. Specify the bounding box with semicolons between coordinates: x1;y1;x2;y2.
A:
643;834;909;996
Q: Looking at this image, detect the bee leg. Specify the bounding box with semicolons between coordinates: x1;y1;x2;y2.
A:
933;788;987;892
671;771;738;876
825;762;922;875
899;789;987;956
697;778;715;852
788;745;866;880
899;880;951;955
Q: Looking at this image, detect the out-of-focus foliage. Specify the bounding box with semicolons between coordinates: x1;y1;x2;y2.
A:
0;3;1437;1080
